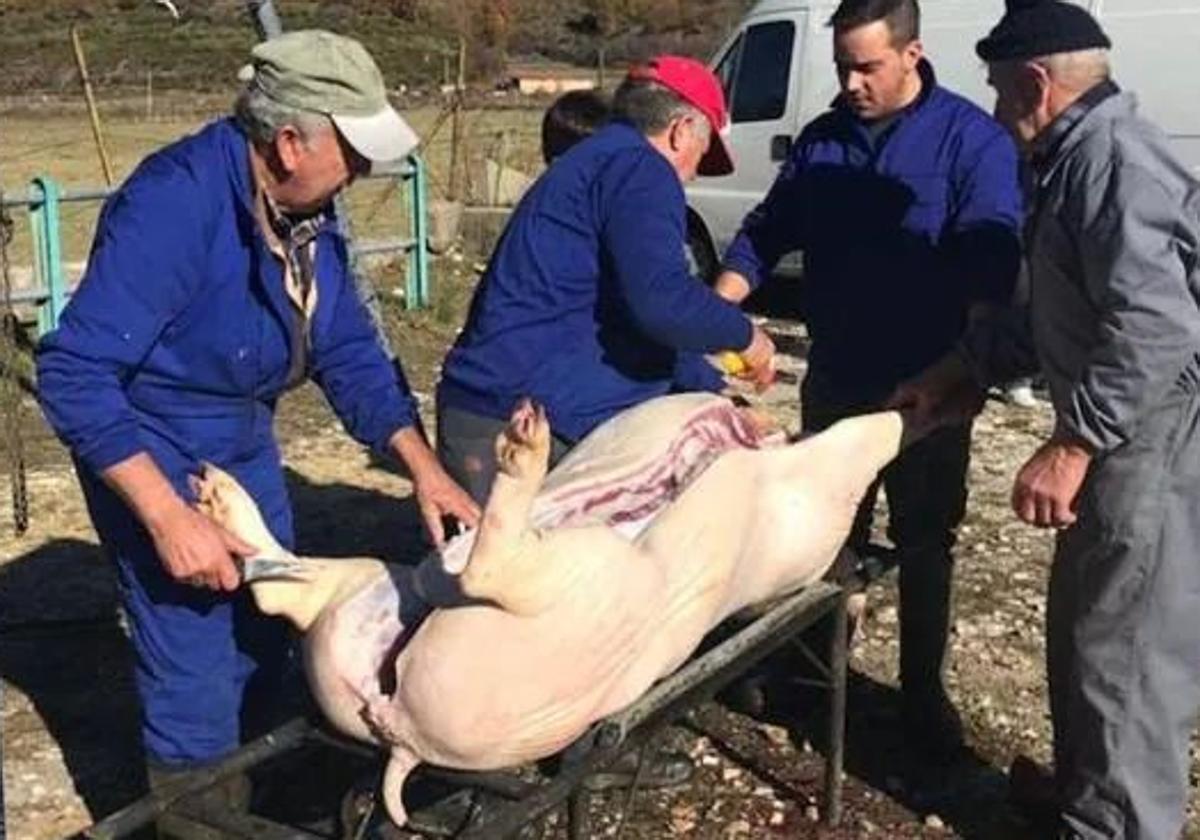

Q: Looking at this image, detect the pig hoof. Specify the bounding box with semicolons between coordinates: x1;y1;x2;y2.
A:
495;399;551;480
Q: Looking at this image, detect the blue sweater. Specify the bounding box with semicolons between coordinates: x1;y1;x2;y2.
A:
724;61;1022;401
439;122;751;442
37;118;418;513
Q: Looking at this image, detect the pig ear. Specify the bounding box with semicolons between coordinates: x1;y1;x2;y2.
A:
380;748;419;827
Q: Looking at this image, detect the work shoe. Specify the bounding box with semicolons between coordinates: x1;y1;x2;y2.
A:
1005;383;1040;407
1008;754;1059;832
580;748;694;792
902;689;967;769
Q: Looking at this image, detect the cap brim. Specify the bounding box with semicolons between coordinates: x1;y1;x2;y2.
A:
698;130;734;177
331;106;419;165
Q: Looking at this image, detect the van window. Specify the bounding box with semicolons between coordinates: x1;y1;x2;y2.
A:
729;21;795;123
714;32;745;104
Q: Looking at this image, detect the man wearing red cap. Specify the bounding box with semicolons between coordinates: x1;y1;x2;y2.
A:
436;56;774;503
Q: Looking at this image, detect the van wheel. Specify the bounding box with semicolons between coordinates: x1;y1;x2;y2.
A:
686;223;719;286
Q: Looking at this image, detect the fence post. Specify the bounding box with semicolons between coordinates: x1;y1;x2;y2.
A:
28;176;66;335
406;155;430;311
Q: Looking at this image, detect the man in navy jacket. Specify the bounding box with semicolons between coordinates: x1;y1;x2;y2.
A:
715;0;1023;769
36;31;478;790
437;56;775;504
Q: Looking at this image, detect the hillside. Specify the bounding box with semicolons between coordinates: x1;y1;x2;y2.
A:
0;0;757;97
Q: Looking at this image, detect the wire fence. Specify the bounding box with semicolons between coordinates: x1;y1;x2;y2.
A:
1;100;548;307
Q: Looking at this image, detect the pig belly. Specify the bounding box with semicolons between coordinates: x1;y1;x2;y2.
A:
305;570;427;744
388;532;683;769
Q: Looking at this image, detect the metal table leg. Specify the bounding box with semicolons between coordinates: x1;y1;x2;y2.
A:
824;588;850;827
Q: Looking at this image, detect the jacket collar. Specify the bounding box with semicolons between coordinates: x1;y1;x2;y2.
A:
217;117;337;236
1029;79;1122;177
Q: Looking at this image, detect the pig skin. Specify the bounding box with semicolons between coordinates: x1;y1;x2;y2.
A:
193;393;906;826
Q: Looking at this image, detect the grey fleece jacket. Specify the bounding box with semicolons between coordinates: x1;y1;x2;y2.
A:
962;82;1200;452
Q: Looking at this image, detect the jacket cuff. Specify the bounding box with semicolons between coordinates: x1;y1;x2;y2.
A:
75;424;147;474
720;255;765;292
369;400;420;455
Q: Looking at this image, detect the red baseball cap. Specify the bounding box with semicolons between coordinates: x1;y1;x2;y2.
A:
626;54;734;177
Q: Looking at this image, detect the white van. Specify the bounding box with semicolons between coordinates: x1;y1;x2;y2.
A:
685;0;1200;278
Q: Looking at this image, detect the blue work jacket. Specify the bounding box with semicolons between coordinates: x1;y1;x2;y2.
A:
724;61;1023;401
438;121;751;443
36;118;418;528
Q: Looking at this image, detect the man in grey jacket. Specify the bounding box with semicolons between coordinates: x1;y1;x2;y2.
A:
890;2;1200;837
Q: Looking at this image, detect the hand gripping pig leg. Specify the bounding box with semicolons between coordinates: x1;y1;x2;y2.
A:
191;463;363;632
191;462;286;560
458;399;556;615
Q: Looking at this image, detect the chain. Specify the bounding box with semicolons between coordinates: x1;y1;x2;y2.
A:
0;185;30;535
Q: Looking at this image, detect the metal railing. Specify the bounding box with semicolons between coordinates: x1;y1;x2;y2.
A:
0;157;431;338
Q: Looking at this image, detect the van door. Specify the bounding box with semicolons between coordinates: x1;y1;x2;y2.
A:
1095;0;1200;175
688;9;809;262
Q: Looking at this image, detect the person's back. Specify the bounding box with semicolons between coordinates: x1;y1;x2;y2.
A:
440;121;711;437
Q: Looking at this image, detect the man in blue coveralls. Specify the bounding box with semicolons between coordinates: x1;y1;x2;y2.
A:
436;55;776;505
35;31;480;795
714;0;1024;774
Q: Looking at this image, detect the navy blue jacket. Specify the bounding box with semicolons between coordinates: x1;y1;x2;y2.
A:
724;61;1022;401
37;118;419;520
439;122;751;443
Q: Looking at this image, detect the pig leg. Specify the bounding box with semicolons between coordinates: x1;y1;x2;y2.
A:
358;694;423;827
381;746;420;827
193;463;389;633
191;462;287;561
458;400;558;615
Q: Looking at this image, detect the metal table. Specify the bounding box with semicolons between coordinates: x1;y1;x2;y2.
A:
81;546;896;840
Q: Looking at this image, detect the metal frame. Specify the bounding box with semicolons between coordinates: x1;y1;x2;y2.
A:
80;546;896;840
0;166;433;340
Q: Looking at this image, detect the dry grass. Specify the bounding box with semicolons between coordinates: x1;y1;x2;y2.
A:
1;103;544;281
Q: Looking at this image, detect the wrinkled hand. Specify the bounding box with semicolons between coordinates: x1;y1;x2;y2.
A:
413;466;482;547
1012;438;1092;529
148;502;256;592
739;323;776;392
886;351;984;433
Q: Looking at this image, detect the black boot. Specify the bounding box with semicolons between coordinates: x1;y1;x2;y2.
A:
898;543;963;766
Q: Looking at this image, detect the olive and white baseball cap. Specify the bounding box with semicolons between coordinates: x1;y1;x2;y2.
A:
239;29;419;164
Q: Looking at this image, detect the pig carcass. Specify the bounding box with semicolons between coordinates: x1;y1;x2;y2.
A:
193;393;907;826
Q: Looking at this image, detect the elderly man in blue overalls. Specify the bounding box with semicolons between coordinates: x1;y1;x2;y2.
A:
36;31;479;799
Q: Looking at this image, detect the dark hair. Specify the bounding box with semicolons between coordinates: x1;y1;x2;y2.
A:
541;89;610;164
610;79;699;137
828;0;921;45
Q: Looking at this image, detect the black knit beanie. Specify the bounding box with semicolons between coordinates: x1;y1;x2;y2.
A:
975;0;1111;62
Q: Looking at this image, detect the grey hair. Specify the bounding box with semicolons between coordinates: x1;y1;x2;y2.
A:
1030;48;1111;91
611;79;711;141
233;84;334;146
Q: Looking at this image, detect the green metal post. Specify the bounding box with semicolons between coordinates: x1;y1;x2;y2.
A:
406;154;430;310
29;176;66;336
